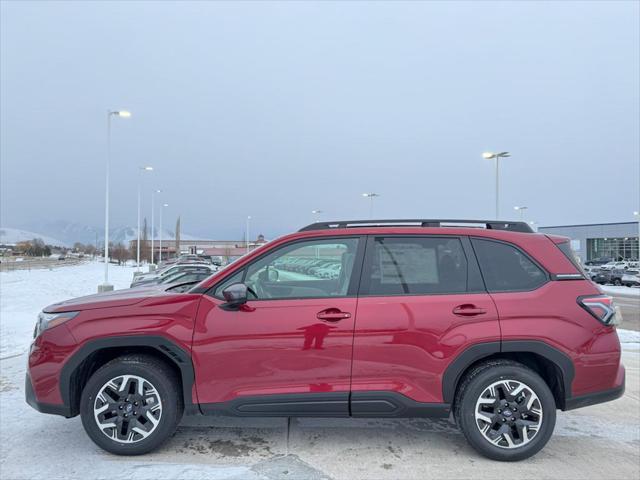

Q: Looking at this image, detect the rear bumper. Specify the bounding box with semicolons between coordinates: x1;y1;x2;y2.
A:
564;365;625;411
25;373;71;417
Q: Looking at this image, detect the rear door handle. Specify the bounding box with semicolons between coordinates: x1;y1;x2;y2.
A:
452;304;487;317
317;308;351;322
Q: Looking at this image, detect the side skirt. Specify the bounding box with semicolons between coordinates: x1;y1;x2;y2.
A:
198;391;450;418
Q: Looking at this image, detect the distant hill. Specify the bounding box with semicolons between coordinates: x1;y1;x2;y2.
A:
0;228;68;247
8;220;198;247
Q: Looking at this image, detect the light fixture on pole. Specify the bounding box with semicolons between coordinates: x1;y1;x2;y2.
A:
99;110;131;293
151;189;161;266
482;151;510;219
136;166;153;271
312;210;323;222
514;206;528;220
362;193;380;219
159;203;168;263
246;216;251;254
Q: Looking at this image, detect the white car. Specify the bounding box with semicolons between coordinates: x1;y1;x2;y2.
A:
601;261;628;271
622;270;640;287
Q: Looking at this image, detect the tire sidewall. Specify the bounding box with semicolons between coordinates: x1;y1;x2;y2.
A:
80;360;180;455
459;365;556;461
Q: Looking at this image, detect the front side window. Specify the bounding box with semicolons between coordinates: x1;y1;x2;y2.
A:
243;238;360;299
472;238;547;292
364;236;468;295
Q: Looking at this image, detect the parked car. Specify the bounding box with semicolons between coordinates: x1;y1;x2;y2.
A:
591;269;626;285
622;270;640;287
26;219;624;461
130;264;214;287
600;261;628;271
131;267;214;288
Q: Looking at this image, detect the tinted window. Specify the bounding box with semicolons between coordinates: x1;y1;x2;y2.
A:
244;238;360;299
556;241;586;277
365;237;468;295
472;238;547;292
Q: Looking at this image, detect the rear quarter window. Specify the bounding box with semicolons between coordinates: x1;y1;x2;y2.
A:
471;238;548;292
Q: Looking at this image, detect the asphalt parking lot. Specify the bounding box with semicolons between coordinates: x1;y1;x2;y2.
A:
1;348;638;480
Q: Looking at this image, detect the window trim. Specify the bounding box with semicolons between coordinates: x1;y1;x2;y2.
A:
469;237;550;293
358;234;484;297
207;235;367;302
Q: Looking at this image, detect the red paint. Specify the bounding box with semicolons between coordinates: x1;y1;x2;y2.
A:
27;226;624;414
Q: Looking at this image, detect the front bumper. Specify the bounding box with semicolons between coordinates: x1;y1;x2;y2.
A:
25;373;72;417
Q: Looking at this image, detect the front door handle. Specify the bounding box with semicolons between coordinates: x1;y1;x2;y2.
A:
317;308;351;322
452;304;487;317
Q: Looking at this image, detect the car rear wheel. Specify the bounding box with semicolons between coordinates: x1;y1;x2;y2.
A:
454;360;556;461
80;354;183;455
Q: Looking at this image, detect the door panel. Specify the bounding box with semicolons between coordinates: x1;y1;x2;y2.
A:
351;235;500;406
351;293;499;404
192;295;357;408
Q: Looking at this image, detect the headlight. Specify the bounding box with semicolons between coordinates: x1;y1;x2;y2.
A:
34;311;79;338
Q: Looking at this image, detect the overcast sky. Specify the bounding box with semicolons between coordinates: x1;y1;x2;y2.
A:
1;1;639;239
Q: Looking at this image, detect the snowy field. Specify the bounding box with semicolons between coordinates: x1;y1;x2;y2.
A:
1;263;639;479
0;261;137;357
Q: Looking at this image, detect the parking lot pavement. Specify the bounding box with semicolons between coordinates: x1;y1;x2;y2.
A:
1;349;638;480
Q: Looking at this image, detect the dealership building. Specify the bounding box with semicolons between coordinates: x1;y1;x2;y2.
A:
538;221;639;263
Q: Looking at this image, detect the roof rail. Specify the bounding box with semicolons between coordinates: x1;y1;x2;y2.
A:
298;219;534;233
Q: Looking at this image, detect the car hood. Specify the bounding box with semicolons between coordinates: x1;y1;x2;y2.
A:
44;285;166;313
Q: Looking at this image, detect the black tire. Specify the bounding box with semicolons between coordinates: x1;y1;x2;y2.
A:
614;279;622;286
80;354;183;455
454;360;556;462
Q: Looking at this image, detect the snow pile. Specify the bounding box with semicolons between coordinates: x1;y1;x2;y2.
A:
0;261;136;357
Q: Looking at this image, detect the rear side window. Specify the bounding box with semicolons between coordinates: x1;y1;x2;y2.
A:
556;241;586;277
364;236;468;295
472;238;547;292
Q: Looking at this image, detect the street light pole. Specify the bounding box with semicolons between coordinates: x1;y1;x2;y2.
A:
159;203;168;263
246;216;251;254
362;193;380;219
514;206;528;221
482;152;510;219
136;166;153;271
634;211;640;261
312;210;323;222
151;189;161;266
100;110;131;293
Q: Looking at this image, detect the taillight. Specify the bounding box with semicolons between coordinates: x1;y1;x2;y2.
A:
578;295;622;326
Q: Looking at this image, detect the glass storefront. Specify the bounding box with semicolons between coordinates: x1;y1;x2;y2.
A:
587;237;639;261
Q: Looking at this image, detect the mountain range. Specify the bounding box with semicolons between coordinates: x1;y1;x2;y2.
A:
1;220;197;247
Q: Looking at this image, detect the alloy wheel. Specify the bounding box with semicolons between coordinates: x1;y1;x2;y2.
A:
474;379;543;449
93;374;163;443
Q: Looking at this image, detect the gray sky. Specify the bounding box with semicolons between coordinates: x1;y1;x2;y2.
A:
1;1;639;240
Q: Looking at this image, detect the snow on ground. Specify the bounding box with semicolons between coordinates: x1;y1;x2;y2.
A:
601;285;640;296
0;261;137;357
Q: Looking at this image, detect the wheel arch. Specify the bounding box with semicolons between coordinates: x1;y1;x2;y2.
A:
60;335;196;417
443;340;574;410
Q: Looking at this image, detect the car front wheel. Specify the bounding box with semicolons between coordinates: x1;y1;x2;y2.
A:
454;359;556;461
80;354;183;455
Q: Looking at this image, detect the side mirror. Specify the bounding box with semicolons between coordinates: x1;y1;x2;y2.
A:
220;282;248;310
267;266;279;282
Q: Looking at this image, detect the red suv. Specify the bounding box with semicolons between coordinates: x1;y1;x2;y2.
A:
26;219;625;461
